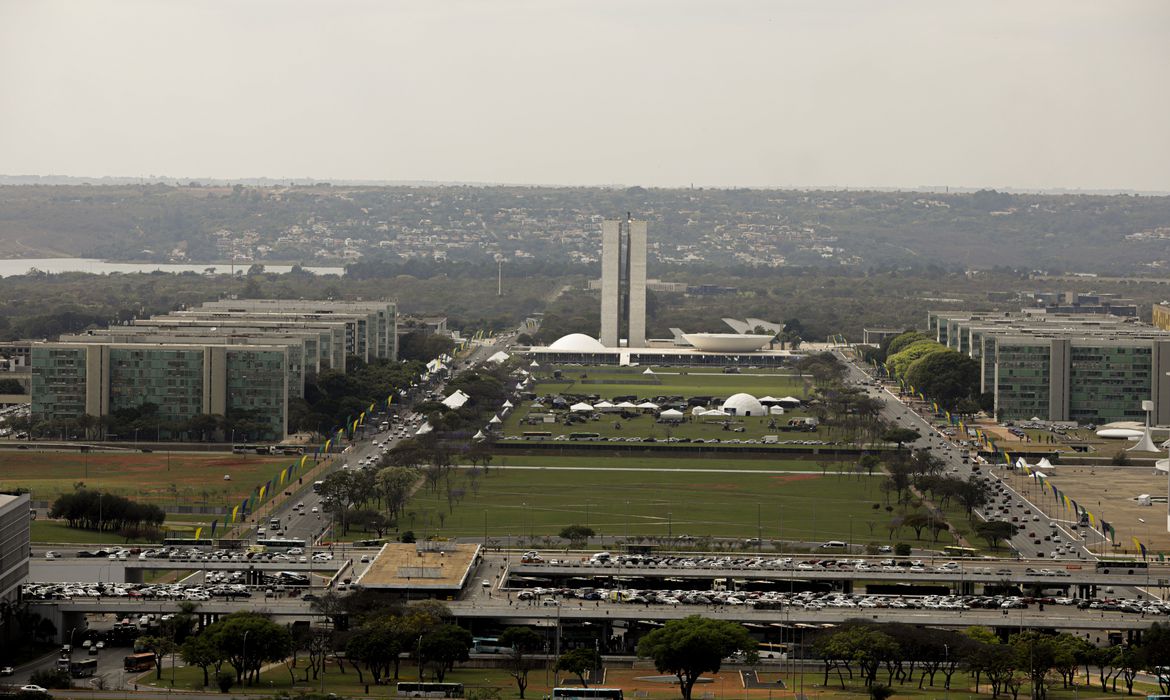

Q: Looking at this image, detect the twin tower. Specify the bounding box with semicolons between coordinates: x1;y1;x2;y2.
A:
599;218;648;348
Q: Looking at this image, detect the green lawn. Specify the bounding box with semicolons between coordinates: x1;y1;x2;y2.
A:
398;464;958;550
1;451;295;508
502;406;841;444
492;454;827;471
533;365;807;400
31;519;155;545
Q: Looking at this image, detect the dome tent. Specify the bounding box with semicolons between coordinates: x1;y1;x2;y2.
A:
721;393;766;417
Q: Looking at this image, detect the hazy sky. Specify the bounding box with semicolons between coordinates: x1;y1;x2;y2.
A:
2;1;1168;190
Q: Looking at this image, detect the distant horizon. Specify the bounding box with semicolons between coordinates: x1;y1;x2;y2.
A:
1;173;1167;197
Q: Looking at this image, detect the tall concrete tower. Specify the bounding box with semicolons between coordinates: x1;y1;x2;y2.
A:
627;220;648;347
599;220;622;347
598;217;648;348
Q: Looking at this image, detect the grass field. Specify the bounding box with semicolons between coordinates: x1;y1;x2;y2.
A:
398;465;958;549
0;451;295;508
533;366;808;400
30;519;155;545
494;454;827;471
136;661;1155;700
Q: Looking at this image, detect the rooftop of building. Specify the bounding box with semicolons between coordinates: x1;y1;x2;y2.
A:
354;542;480;591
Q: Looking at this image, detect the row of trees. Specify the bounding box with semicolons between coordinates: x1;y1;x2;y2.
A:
866;330;985;413
814;620;1170;699
49;489;165;535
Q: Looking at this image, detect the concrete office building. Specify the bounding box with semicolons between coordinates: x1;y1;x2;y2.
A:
0;493;31;609
130;317;345;371
1154;303;1170;332
29;299;396;441
60;330;310;398
194;299;397;361
32;341;290;439
599;218;648;348
926;310;1170;425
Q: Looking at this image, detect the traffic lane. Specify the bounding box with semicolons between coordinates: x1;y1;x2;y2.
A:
842;355;1094;561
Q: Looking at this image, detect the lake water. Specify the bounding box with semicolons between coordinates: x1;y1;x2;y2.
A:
0;258;346;278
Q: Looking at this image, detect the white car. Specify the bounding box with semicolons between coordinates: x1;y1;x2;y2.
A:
44;551;58;560
311;507;319;513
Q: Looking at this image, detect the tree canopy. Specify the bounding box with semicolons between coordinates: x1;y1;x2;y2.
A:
636;616;756;700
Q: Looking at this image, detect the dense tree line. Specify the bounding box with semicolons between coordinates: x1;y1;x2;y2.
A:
813;620;1170;699
49;490;164;535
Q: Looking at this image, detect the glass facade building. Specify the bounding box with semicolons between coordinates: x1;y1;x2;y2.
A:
30;300;395;441
928;310;1170;425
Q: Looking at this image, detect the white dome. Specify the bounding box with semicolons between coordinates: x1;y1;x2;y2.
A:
548;333;608;352
722;393;765;417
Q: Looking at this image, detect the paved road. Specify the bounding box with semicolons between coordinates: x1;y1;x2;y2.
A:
836;351;1100;563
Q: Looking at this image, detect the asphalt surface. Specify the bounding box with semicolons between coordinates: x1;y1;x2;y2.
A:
835;351;1101;563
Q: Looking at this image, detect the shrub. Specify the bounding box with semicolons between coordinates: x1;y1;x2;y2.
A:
30;668;73;689
894;543;912;556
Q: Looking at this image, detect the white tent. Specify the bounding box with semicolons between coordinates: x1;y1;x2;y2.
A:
1037;457;1053;470
1015;457;1029;470
637;401;660;410
660;408;685;418
777;396;802;405
486;351;510;364
642;367;655;375
415;423;433;436
488;414;502;424
768;405;786;415
473;430;486;441
530;360;540;367
758;395;780;404
702;409;730;417
594;400;617;412
690;406;707;415
615;401;638;409
441;390;470;409
502;399;514;409
570;402;594;412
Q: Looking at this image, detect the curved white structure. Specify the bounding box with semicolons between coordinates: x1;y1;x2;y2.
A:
548;333;608;352
681;333;773;352
722;392;766;417
1096;428;1145;439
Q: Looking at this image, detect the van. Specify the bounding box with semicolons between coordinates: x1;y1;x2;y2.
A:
820;540;847;549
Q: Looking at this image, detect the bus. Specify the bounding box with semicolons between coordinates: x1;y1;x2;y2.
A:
568;432;601;440
397;682;464;698
942;546;980;558
1096;559;1149;574
522;431;552;440
257;537;307;550
758;642;788;659
553;689;623;700
70;659;98;678
472;637;512;654
124;652;155;672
